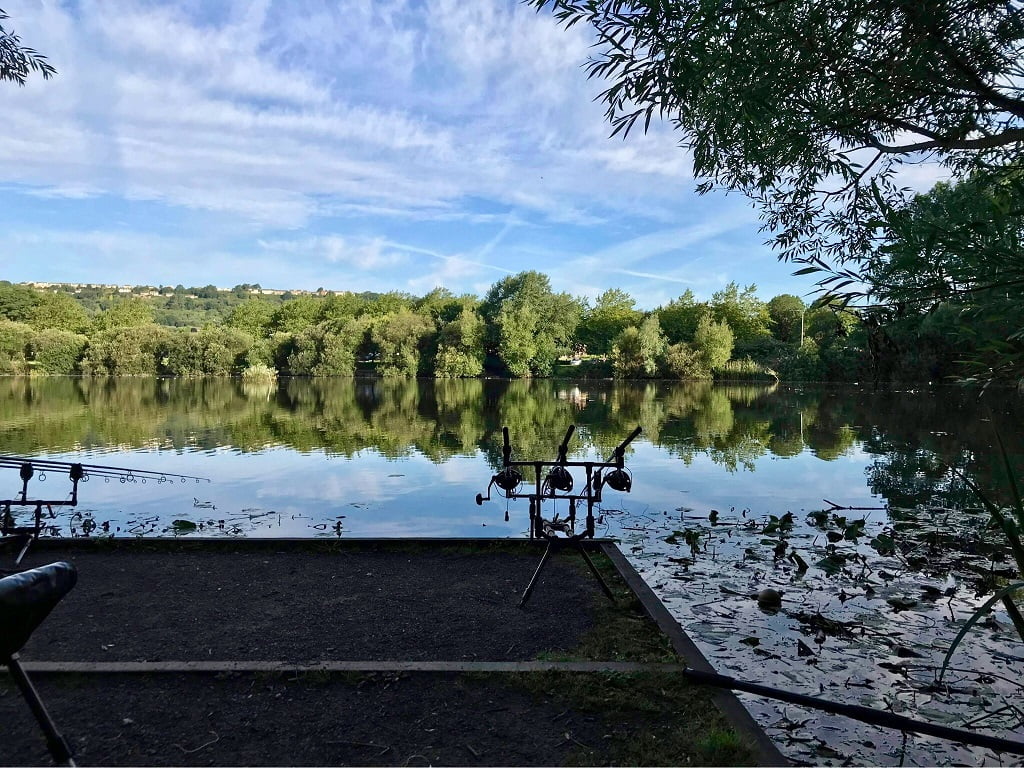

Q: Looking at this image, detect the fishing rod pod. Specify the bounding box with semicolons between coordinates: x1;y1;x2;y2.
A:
1;455;210;565
475;423;642;606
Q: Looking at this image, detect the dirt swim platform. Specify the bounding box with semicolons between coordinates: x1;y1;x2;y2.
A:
0;538;786;766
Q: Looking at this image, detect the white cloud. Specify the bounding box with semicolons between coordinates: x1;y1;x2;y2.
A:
0;0;820;304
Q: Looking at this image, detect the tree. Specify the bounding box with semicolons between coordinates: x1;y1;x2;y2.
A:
28;292;91;334
532;0;1024;287
692;314;734;372
610;315;666;378
708;283;771;347
481;271;582;376
0;281;38;322
858;171;1024;380
576;288;642;356
767;295;806;344
27;329;87;374
656;290;706;345
93;299;154;331
81;325;170;376
1;8;56;85
662;342;710;380
435;309;485;378
370;310;434;377
270;297;320;334
227;300;275;339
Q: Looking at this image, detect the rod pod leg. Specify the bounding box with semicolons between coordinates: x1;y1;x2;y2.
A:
519;540;556;608
573;540;615;604
6;653;76;766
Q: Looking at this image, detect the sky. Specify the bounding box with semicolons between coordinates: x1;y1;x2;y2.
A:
2;0;864;308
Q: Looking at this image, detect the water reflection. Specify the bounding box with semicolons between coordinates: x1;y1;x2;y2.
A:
2;376;1023;765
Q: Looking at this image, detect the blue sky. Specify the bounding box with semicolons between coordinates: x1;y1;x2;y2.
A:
3;0;838;308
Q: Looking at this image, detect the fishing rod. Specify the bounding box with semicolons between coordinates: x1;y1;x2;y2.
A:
684;666;1024;757
1;454;209;565
476;424;642;606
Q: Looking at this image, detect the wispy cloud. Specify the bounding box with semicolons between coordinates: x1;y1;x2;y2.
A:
0;0;821;305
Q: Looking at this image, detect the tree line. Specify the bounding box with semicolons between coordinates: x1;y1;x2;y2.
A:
0;273;866;380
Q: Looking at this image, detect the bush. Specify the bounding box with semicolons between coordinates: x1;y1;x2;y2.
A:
286;320;362;376
693;314;734;371
0;320;33;374
80;325;170;376
661;342;711;379
611;316;666;378
434;311;484;378
371;310;434;377
28;329;88;374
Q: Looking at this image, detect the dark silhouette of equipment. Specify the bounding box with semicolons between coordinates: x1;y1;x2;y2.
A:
476;424;641;607
0;455;209;564
0;562;79;766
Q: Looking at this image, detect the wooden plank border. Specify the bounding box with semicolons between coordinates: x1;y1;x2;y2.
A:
14;660;684;674
600;542;789;767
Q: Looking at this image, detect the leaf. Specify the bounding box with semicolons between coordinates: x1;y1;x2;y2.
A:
938;580;1024;683
870;533;895;555
815;555;844;575
171;519;197;531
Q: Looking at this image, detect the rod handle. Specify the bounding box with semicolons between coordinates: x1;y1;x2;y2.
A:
557;424;575;461
502;426;511;465
614;425;643;456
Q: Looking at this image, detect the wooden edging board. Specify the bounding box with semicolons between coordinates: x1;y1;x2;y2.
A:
600;542;790;767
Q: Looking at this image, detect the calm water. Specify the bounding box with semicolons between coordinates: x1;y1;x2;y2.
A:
2;376;1022;765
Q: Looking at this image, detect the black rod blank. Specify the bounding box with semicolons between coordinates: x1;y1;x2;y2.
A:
683;667;1024;756
0;455;208;482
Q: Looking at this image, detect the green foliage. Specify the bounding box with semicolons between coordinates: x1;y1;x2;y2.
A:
435;309;485;378
227;300;275;339
270;296;321;334
656;290;705;345
766;294;806;343
0;282;39;322
81;325;170;376
0;8;57;84
27;291;92;334
577;288;642;356
161;327;252;376
240;362;278;381
692;314;734;372
0;319;33;373
860;170;1024;383
661;342;710;380
532;0;1024;287
773;339;825;381
371;309;435;377
481;271;582;377
358;291;414;318
93;299;155;331
709;283;771;346
611;316;666;378
287;320;363;376
714;358;776;382
27;329;87;374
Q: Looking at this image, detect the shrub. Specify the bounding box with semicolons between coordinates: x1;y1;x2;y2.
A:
611;316;666;378
80;325;170;376
661;342;711;379
0;320;33;374
692;314;734;371
28;329;88;374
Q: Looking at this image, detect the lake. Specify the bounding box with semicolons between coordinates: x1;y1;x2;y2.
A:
2;376;1022;765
